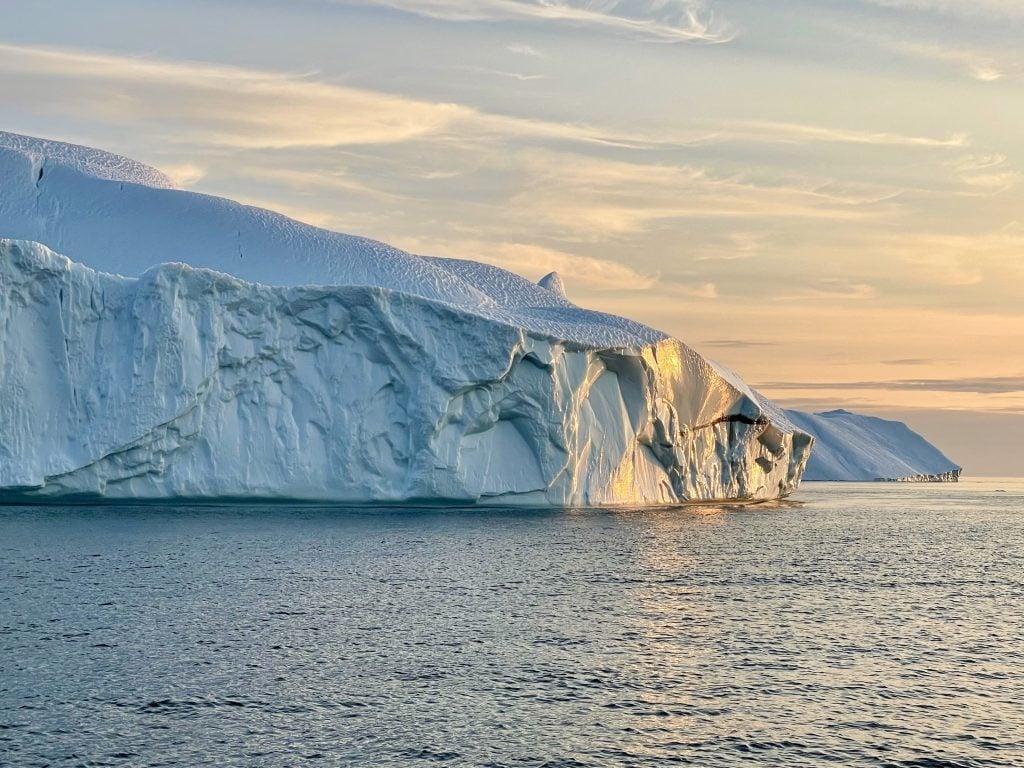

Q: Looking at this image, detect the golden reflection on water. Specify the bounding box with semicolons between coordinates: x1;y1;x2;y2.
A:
592;500;811;735
607;506;726;730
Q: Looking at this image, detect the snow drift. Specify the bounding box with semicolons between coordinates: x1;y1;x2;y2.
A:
784;409;960;482
0;131;812;504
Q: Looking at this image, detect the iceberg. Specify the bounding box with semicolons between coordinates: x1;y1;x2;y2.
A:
0;131;812;504
784;409;961;482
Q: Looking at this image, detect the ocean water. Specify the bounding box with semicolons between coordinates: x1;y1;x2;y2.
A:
1;480;1022;767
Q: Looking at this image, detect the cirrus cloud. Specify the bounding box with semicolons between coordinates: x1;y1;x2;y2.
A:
343;0;734;43
0;43;969;155
859;0;1024;18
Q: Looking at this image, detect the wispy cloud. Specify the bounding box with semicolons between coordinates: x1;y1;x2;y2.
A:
695;232;766;261
709;120;969;148
949;154;1019;194
873;37;1023;81
774;279;879;301
2;42;1011;316
760;375;1024;394
0;41;971;247
0;44;471;149
232;164;408;203
701;338;779;349
875;223;1024;286
859;0;1024;19
506;42;545;57
0;43;969;157
457;65;546;81
0;43;667;152
0;43;670;153
345;0;734;43
585;120;968;150
688;283;719;299
504;152;904;239
158;162;207;187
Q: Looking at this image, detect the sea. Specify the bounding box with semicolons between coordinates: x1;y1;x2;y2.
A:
1;480;1022;767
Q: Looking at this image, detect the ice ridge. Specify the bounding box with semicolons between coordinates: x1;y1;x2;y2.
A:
784;408;960;482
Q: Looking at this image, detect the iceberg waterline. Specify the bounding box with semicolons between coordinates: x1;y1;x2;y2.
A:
0;131;812;503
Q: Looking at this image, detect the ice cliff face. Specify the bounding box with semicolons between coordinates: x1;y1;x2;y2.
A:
784;409;960;482
0;131;813;504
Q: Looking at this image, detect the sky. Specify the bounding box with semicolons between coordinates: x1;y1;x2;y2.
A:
1;0;1022;475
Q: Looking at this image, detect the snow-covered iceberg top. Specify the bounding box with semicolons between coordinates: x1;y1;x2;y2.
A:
784;409;960;482
0;130;659;348
0;131;813;504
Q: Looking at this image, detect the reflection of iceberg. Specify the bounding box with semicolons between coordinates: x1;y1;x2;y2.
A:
784;409;961;482
0;131;812;504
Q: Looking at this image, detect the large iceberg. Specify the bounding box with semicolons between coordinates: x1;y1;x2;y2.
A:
0;131;812;504
784;409;960;482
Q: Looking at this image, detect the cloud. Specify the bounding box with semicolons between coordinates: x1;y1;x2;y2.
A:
876;38;1023;82
859;0;1024;19
710;120;969;148
158;162;207;187
839;21;1023;91
0;43;472;149
584;120;968;151
0;43;638;156
502;152;905;239
701;339;779;349
683;282;718;299
949;155;1019;194
874;223;1024;287
0;43;969;158
959;172;1018;192
231;164;408;203
882;358;936;366
0;43;1000;284
346;0;734;43
0;43;668;152
759;376;1024;394
774;279;878;301
506;43;545;57
457;65;546;81
950;154;1015;186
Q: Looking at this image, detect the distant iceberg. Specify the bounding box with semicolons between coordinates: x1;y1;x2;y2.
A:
0;131;812;504
784;409;960;482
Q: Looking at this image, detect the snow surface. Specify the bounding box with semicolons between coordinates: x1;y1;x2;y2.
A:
0;131;657;349
784;409;960;482
538;271;568;299
0;131;813;503
0;131;176;189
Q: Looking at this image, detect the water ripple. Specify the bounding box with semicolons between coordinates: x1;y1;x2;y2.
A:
1;481;1022;766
